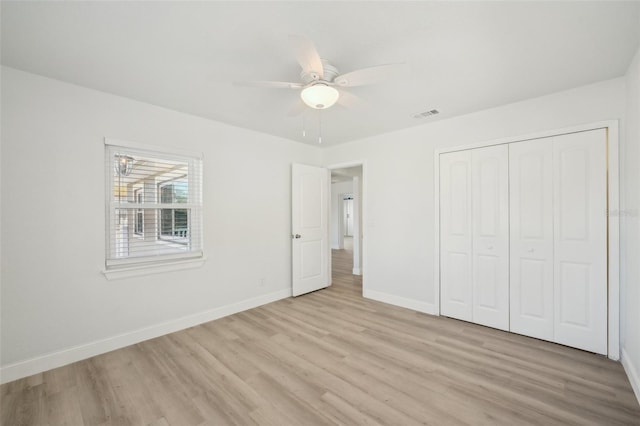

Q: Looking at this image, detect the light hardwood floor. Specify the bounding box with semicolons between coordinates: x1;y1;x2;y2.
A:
2;247;639;425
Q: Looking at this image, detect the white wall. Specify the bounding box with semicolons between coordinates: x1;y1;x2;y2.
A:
0;67;321;381
330;181;353;249
621;46;640;401
322;77;626;314
1;65;635;390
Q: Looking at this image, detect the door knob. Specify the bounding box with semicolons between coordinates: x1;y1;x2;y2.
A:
293;234;302;239
487;245;494;250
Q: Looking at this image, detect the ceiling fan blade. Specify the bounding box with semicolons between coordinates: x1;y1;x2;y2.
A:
234;80;302;89
287;100;307;117
337;90;368;109
334;63;406;87
289;35;324;80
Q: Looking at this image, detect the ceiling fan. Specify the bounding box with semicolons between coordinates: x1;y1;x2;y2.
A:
235;35;404;116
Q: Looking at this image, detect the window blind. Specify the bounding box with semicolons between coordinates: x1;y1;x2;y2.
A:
105;142;203;269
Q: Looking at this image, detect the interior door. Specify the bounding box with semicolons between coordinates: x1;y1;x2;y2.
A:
471;145;509;331
292;164;330;297
552;129;607;355
344;198;353;236
440;150;473;321
509;138;555;341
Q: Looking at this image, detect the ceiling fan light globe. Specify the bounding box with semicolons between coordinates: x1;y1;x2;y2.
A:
301;84;339;109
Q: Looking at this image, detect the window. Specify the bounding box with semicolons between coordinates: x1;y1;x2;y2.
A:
158;178;189;242
105;139;203;273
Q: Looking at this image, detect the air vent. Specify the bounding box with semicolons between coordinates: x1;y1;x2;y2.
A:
412;109;440;119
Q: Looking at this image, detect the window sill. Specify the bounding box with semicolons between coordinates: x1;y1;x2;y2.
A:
102;256;206;280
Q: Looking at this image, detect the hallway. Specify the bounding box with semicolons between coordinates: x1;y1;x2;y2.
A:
331;237;361;296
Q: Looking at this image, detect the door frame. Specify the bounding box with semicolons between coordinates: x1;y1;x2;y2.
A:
434;120;620;360
327;160;368;293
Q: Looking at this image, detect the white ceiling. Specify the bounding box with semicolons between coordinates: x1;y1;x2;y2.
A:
2;1;639;147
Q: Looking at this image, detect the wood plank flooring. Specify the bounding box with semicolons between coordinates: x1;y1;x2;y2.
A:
2;246;639;425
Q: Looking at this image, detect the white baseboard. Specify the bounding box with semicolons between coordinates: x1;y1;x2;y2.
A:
621;347;640;405
352;267;361;275
0;288;291;385
363;289;436;315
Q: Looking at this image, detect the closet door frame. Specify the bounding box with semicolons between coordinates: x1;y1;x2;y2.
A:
433;120;620;360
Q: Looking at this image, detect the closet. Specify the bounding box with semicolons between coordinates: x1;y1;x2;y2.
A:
439;128;608;355
440;145;509;331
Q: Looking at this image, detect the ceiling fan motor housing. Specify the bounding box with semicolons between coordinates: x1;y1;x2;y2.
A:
300;60;339;84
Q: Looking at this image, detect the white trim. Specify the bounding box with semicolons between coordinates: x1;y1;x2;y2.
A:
104;137;203;159
351;177;362;276
103;256;206;280
106;250;204;268
110;202;201;209
621;348;640;405
352;267;361;275
434;147;441;319
433;120;621;360
327;167;332;288
0;288;291;384
364;289;436;315
327;160;368;294
606;124;620;360
433;120;618;155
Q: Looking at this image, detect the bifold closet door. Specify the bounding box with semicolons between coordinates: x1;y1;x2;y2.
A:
440;150;473;322
510;129;607;355
553;129;607;355
509;138;555;341
440;146;509;329
471;145;509;331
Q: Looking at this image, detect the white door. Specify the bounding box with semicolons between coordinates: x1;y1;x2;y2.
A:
471;146;509;331
292;164;330;297
344;198;353;236
509;138;555;341
553;130;607;354
440;150;473;321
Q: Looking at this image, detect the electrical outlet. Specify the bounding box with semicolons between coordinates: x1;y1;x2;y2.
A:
259;278;265;287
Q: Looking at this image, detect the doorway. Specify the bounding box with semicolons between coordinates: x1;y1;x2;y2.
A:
329;164;364;295
343;196;354;238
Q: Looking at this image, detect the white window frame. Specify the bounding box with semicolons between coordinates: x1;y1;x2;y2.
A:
103;138;205;280
157;175;190;243
134;188;144;236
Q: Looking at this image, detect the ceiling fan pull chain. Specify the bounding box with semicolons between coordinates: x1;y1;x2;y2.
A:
302;114;306;138
318;110;322;144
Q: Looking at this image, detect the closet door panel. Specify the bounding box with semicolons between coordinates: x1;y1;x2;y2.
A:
519;259;548;318
440;151;473;321
509;139;554;340
553;129;607;355
472;145;509;331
